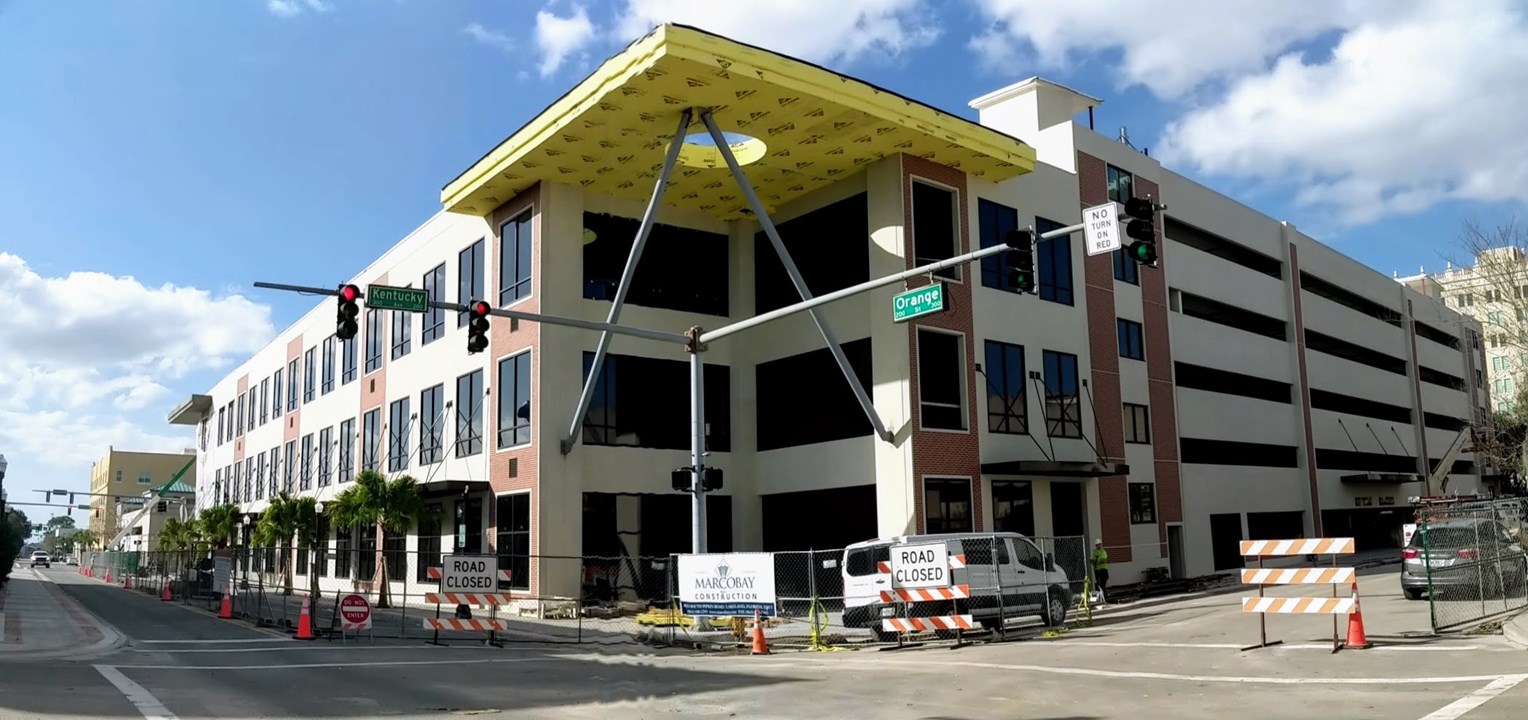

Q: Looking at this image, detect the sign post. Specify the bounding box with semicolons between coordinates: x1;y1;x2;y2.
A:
365;284;429;313
1082;202;1122;257
892;283;947;323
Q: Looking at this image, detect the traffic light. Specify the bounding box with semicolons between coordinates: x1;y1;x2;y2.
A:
1121;197;1158;267
467;300;491;354
1005;228;1036;294
336;284;361;340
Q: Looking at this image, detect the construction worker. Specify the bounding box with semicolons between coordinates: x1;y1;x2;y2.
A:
1090;539;1110;605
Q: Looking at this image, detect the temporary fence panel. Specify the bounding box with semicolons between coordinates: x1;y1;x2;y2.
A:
1417;499;1528;632
1239;536;1357;652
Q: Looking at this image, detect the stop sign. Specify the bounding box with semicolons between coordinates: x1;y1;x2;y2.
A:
339;593;371;627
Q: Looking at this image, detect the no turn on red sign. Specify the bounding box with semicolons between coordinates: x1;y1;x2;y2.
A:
339;593;372;630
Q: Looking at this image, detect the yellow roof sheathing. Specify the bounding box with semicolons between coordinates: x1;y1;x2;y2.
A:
442;24;1036;220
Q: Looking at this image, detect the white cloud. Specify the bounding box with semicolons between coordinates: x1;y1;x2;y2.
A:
1157;0;1528;225
267;0;331;18
612;0;940;66
463;23;515;54
967;0;1384;100
535;5;597;77
0;253;273;490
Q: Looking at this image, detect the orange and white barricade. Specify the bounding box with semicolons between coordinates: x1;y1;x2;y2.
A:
423;589;515;647
876;545;974;649
1238;537;1368;651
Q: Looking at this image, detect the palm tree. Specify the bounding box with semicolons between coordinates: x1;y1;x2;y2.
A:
328;470;421;608
70;529;99;553
156;517;201;551
198;504;240;550
254;494;299;595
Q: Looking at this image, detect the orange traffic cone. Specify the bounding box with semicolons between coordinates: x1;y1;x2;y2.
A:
104;570;111;583
294;594;315;640
161;583;172;602
123;575;132;590
1345;580;1371;650
218;592;233;619
751;609;770;655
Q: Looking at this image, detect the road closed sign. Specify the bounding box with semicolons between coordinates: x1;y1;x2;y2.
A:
442;554;498;591
890;542;950;589
339;593;372;630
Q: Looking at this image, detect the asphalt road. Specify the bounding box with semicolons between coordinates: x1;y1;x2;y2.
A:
2;564;1527;719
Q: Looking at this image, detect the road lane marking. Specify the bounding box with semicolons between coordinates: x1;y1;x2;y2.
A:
1417;674;1528;720
1044;640;1499;652
137;638;294;644
96;665;178;720
132;643;498;654
103;656;552;671
802;657;1517;685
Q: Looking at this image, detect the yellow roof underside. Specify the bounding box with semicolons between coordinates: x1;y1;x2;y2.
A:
441;24;1036;220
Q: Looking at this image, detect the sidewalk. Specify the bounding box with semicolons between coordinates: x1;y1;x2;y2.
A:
0;565;122;660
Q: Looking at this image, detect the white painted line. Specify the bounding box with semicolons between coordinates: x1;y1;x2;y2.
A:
1050;641;1494;652
134;643;498;654
95;665;178;720
829;658;1515;685
1417;674;1528;720
137;638;294;644
103;656;551;671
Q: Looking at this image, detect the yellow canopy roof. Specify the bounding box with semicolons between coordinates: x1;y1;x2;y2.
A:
442;24;1036;220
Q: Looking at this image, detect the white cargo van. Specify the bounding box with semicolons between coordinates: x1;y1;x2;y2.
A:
841;532;1071;641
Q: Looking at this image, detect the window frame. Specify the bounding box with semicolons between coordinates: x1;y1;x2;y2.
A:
303;347;317;403
922;476;974;534
1123;402;1151;444
321;336;336;394
1129;482;1157;524
1117;318;1145;361
318;426;333;486
420;383;445;465
272;369;284;417
910;179;963;282
1114;248;1140;285
362;408;381;472
499;211;534;307
338;417;356;482
1107;164;1134;204
1042;349;1083;439
458;239;485;327
341;335;358;384
977;198;1020;292
456;370;484;457
390;302;412;361
496;491;532;591
388;397;411;473
422;263;446;344
1036;216;1074;305
916;327;969;432
365;308;384;374
496;350;533;450
287;358;299;412
983;340;1028;435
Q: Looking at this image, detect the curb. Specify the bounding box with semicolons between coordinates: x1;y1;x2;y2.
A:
1504;614;1528;650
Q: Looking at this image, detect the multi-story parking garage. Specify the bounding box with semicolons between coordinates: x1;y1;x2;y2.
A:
168;24;1488;598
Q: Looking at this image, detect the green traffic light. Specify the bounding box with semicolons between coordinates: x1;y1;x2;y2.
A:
1130;242;1157;265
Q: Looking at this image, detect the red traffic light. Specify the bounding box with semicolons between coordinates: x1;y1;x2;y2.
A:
471;301;491;317
339;284;360;303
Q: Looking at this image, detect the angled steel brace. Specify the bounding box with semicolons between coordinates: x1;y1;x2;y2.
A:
560;109;695;455
701;111;894;443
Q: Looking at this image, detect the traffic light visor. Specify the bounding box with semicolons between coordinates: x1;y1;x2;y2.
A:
1004;229;1034;250
471;301;491;317
1124;197;1154;218
1129;241;1158;264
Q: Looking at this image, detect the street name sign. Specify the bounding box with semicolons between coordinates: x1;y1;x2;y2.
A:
441;554;498;591
890;542;950;589
892;283;947;323
1083;202;1122;257
366;284;429;313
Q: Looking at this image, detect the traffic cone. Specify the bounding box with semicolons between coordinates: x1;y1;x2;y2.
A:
1345;580;1372;650
104;570;111;583
750;609;770;655
294;594;315;640
161;582;172;602
123;575;132;590
218;592;233;619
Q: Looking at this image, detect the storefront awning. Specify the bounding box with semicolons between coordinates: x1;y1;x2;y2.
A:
981;460;1129;478
1340;472;1423;484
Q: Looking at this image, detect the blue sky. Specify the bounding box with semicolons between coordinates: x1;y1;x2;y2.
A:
2;0;1525;524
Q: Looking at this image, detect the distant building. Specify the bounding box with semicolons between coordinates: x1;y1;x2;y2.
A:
1398;247;1528;412
108;476;196;552
88;448;196;540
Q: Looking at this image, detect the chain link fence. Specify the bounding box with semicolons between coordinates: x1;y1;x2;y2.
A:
1416;498;1528;632
77;535;1094;649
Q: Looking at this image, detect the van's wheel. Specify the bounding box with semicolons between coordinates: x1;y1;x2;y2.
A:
1043;588;1068;627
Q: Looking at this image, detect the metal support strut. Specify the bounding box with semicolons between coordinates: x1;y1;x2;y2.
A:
562;109;695;455
700;111;893;443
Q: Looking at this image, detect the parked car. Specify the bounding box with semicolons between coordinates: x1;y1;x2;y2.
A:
842;532;1072;641
29;552;50;569
1401;518;1528;600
